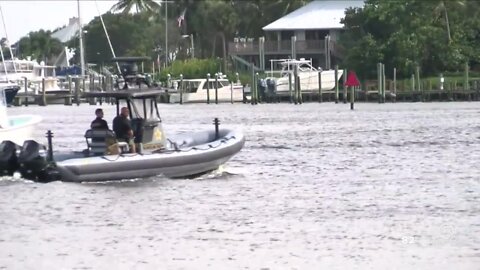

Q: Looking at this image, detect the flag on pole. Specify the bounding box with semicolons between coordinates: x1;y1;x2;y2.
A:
177;8;186;28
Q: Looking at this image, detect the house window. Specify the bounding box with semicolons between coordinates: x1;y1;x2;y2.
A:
281;31;294;40
305;30;330;40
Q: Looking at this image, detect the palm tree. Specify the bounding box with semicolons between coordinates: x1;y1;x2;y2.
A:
433;0;465;44
110;0;160;14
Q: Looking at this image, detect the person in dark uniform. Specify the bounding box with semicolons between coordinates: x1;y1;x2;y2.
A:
90;108;109;129
112;107;136;153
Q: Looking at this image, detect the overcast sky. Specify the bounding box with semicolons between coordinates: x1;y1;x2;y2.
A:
0;0;116;43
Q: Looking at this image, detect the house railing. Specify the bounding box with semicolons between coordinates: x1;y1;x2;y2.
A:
229;39;326;55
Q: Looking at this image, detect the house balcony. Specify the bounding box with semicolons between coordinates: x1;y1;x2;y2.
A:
228;39;326;56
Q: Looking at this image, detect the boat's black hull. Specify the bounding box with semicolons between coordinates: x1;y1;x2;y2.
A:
4;86;20;104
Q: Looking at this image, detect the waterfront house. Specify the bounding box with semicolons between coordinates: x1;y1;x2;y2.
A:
228;0;364;70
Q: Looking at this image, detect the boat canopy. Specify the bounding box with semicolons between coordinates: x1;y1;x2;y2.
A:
84;89;166;121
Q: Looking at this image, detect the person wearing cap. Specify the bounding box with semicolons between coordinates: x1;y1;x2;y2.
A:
90;108;109;130
112;107;136;153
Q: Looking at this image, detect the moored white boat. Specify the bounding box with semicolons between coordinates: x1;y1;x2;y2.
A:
0;88;42;146
0;58;67;96
264;59;344;95
168;77;245;104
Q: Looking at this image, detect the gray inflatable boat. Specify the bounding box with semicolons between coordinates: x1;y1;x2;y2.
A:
0;85;245;183
51;128;244;182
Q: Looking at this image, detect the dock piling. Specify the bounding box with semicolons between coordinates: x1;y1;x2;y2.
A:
65;75;72;105
40;78;47;106
206;73;211;104
179;74;183;105
335;65;339;103
343;69;347;103
214;73;218;104
24;77;28;106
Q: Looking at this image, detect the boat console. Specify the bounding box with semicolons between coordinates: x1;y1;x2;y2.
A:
84;89;167;152
113;56;153;89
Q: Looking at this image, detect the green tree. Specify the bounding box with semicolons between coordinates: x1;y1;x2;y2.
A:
16;30;64;64
433;0;465;44
339;0;479;78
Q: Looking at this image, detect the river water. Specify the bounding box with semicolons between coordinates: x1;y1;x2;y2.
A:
1;102;479;269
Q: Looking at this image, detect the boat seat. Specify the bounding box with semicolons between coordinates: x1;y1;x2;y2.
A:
84;129;128;156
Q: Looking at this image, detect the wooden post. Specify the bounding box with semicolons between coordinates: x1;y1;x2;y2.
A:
411;74;415;93
39;78;47;106
242;85;246;104
24;77;28;106
334;65;339;103
230;82;233;104
179;74;183;105
293;65;298;104
206;73;211;104
415;66;422;101
393;67;397;103
254;72;259;104
65;75;72;105
214;73;219;104
377;63;383;103
288;72;293;103
465;61;469;92
297;67;302;104
343;69;347;103
291;36;296;60
465;61;471;101
89;75;96;105
99;75;105;105
75;77;81;106
318;71;323;103
259;37;265;71
382;63;386;103
350;86;355;110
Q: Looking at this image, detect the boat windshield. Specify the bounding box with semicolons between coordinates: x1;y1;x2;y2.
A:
130;99;160;120
184;81;201;93
280;62;316;77
202;80;229;90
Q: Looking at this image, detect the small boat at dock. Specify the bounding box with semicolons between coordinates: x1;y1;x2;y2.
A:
168;76;245;104
262;58;344;96
0;87;42;146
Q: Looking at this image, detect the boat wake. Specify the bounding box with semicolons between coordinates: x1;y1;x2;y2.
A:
0;173;35;185
193;166;244;180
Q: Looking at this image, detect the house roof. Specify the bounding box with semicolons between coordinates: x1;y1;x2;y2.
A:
51;17;80;43
263;0;364;31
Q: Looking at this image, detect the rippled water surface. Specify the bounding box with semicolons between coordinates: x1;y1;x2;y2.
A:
1;102;479;269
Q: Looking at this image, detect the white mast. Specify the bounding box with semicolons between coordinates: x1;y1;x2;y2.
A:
165;0;168;68
0;4;15;74
95;0;121;74
77;0;86;77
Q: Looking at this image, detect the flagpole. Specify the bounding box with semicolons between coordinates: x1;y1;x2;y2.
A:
165;0;168;68
0;3;16;74
77;0;86;77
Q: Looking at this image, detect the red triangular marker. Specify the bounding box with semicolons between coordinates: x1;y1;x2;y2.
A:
345;71;360;87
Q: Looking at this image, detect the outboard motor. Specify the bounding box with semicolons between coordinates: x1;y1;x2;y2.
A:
257;79;267;101
0;140;21;176
17;140;50;182
266;78;277;94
